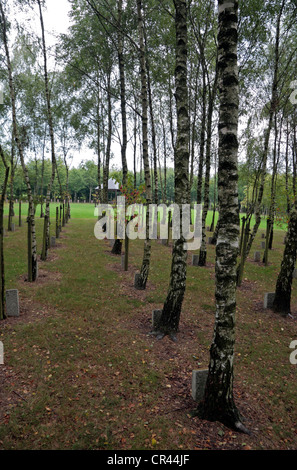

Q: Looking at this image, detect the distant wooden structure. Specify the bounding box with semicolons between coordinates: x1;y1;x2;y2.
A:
95;179;120;202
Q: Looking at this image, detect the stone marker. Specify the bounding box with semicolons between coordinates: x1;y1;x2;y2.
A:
261;233;265;239
134;273;144;290
0;341;3;364
51;236;56;247
121;253;125;269
6;289;19;317
254;251;261;262
3;228;7;237
261;241;266;249
192;369;208;402
11;223;15;232
192;254;199;266
109;239;115;247
152;309;162;329
264;292;275;309
161;239;167;246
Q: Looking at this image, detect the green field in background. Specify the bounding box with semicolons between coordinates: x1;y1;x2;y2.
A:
4;202;286;231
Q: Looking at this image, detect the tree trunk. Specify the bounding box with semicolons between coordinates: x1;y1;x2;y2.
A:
134;0;152;291
198;0;248;433
273;205;297;316
196;63;206;206
199;57;218;266
38;0;56;262
8;136;15;232
151;0;189;339
0;146;9;320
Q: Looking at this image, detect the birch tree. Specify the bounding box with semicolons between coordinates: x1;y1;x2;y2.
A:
150;0;189;339
198;0;249;433
134;0;153;291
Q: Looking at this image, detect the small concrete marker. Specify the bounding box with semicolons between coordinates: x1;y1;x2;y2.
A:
254;251;261;262
192;369;208;402
0;340;3;364
6;289;20;317
51;236;56;247
11;223;15;232
192;254;199;266
261;241;266;249
134;272;144;290
109;238;115;247
121;253;125;269
264;292;275;309
261;233;265;239
152;309;162;329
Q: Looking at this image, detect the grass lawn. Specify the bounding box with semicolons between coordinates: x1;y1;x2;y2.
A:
0;205;296;450
6;202;287;231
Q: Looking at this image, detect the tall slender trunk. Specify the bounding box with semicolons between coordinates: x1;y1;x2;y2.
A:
199;0;248;433
8;135;15;231
102;71;112;204
210;151;217;231
38;0;56;262
40;130;46;218
152;0;189;340
133;104;138;189
112;0;128;256
134;0;152;291
0;146;9;320
144;25;158;204
118;0;128;187
96;92;102;202
285;121;290;214
189;66;200;204
199;58;218;266
273;205;297;316
196;63;207;205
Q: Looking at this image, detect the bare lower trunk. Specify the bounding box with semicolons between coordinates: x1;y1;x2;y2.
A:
0;146;9;320
273;206;297;316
